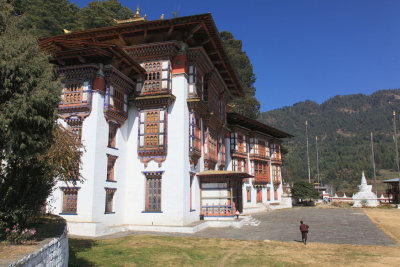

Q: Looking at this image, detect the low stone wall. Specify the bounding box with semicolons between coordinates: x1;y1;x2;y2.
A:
10;226;68;267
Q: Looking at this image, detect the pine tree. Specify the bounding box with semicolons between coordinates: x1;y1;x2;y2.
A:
0;0;61;232
220;31;260;119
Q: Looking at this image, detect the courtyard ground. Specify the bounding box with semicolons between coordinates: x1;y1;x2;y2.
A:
69;207;400;266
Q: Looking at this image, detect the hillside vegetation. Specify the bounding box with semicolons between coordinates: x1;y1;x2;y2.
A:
259;89;400;194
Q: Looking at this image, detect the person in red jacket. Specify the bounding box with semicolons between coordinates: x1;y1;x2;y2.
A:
299;221;309;245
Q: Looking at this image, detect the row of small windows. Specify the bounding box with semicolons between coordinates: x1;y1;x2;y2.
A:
145;72;160;81
144;82;160;91
144;63;161;72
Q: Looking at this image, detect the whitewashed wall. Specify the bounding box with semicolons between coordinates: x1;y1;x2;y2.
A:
10;226;68;267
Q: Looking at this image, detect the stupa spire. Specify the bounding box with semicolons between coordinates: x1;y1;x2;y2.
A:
361;171;367;185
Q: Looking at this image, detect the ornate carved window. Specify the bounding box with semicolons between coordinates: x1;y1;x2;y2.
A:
230;132;238;151
70;125;82;143
145;173;162;212
189;112;201;153
232;158;237;171
61;187;80;214
61;81;90;105
138;61;170;95
250;138;259;154
237;135;246;153
106;85;128;114
207;129;218;162
139;109;166;149
188;65;197;97
105;188;116;213
217;136;225;166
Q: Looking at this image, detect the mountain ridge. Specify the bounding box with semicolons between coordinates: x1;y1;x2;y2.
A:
258;88;400;194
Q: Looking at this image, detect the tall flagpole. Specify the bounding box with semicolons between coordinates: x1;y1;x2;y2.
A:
393;111;400;204
370;132;377;196
316;136;320;185
305;121;311;183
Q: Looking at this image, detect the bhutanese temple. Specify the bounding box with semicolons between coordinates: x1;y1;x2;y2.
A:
40;8;293;236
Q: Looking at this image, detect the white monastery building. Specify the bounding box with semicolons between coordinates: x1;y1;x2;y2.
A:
40;10;292;236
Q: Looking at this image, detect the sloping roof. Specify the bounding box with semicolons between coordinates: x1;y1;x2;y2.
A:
227;112;293;139
383;178;400;183
39;13;243;96
40;39;145;77
197;170;253;179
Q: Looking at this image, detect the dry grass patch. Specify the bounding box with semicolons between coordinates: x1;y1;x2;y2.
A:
70;235;400;267
69;208;400;267
363;208;400;244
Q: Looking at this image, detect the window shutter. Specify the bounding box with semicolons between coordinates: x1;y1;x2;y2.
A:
140;124;144;135
159;135;164;146
82;81;89;102
140;112;145;122
159;110;165;121
139;136;144;147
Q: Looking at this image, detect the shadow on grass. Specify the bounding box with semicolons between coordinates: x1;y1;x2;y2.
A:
69;239;97;267
33;215;66;242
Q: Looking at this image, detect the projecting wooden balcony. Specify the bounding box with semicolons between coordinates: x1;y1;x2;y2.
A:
253;176;270;186
249;153;269;161
137;80;171;96
62;92;82;105
231;150;247;158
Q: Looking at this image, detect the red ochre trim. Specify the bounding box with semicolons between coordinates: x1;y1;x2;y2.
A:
93;77;105;92
172;54;187;74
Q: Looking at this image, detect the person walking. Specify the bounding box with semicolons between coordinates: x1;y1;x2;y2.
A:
299;220;309;245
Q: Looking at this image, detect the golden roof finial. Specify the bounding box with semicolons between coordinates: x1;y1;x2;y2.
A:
134;5;141;18
115;5;147;24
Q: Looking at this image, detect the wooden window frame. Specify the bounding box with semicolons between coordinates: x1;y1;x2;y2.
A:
139;109;166;150
106;155;118;181
61;187;80;214
145;174;162;212
105;188;116;213
108;123;118;148
189;112;201;152
256;188;262;203
246;187;251;203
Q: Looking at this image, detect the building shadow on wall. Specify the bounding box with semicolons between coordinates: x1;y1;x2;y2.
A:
69;239;97;267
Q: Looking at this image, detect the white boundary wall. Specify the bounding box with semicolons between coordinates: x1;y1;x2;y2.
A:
10;226;68;267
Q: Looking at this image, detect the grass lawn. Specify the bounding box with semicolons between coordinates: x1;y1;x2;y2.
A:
70;209;400;267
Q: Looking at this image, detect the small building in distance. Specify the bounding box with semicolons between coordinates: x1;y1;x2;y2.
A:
40;9;292;236
383;178;400;204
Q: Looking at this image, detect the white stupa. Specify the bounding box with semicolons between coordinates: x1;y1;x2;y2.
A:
352;171;379;207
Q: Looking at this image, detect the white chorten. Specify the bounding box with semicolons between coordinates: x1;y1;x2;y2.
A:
352;171;379;207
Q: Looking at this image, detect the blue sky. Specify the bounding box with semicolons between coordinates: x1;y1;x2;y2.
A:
73;0;400;112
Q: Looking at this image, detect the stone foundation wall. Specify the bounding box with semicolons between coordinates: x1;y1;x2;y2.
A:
10;226;68;267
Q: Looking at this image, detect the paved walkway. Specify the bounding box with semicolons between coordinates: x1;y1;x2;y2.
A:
92;207;396;246
190;207;396;246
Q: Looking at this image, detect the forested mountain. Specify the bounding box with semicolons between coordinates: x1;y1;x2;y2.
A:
259;89;400;194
